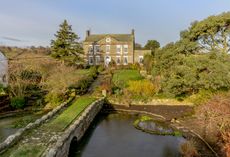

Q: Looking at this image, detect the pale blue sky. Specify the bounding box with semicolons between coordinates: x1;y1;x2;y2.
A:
0;0;229;47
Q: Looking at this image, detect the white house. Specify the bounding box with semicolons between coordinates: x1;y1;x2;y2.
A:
0;51;8;87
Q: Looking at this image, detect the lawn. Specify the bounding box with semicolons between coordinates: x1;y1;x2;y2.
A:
112;69;143;88
46;96;96;131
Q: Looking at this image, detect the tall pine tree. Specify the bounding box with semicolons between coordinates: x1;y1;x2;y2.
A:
51;20;83;64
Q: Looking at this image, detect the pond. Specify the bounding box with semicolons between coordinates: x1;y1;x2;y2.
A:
69;113;185;157
0;113;43;143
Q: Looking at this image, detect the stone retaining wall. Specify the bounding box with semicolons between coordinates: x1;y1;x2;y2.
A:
0;97;74;153
44;97;105;157
108;99;193;107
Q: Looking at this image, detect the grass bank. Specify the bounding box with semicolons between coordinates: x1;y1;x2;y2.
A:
47;96;96;131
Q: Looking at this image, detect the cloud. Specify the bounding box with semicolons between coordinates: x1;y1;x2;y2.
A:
1;36;26;42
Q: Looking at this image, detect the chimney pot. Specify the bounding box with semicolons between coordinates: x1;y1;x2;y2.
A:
131;29;135;35
86;30;91;37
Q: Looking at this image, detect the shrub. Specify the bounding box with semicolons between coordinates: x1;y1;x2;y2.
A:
218;129;230;157
195;92;230;144
5;48;94;110
44;66;93;106
8;52;58;108
160;54;230;97
76;79;91;94
89;66;98;78
179;141;199;157
188;90;214;105
0;84;6;95
131;63;141;70
98;78;112;95
10;96;26;109
97;65;105;73
126;79;156;98
143;54;154;74
45;91;63;106
112;87;122;95
20;69;42;82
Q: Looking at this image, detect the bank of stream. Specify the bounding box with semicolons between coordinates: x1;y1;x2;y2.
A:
0;113;43;143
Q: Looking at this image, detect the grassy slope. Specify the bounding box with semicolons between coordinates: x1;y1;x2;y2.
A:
112;69;143;88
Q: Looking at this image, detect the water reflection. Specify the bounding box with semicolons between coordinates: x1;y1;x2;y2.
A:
69;113;185;157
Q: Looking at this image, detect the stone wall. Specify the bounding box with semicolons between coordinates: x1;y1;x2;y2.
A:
44;97;105;157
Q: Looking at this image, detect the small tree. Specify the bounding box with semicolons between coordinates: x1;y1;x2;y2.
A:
144;40;160;55
143;54;154;74
51;20;83;64
181;12;230;53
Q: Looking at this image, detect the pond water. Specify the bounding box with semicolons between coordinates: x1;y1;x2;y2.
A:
0;113;42;142
69;113;185;157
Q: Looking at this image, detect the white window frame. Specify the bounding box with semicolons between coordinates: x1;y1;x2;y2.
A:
106;45;110;54
88;45;93;54
124;45;128;54
106;37;111;43
123;56;128;65
139;56;144;64
105;56;111;66
116;45;122;54
96;56;100;65
116;56;121;65
94;45;100;54
89;56;94;65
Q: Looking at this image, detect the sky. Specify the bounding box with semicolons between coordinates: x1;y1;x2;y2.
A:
0;0;229;47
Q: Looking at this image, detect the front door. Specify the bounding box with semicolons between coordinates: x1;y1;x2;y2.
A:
105;56;111;67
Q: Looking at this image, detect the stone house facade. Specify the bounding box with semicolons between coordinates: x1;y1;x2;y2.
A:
134;49;151;64
83;30;150;66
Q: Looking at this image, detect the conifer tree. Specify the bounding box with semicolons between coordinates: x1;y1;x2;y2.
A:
51;20;83;63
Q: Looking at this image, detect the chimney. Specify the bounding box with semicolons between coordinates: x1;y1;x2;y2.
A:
86;30;91;37
131;29;135;36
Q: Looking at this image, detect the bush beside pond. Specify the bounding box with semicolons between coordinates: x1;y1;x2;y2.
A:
10;96;26;109
126;79;156;99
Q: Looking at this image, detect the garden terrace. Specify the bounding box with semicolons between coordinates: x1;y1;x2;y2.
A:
112;69;143;89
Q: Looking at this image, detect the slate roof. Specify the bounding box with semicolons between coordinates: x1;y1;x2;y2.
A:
85;34;134;42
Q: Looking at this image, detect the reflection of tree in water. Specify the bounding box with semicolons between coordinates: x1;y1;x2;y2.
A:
162;145;178;157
